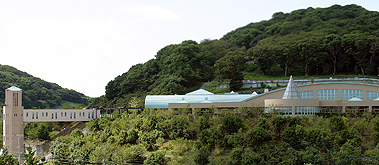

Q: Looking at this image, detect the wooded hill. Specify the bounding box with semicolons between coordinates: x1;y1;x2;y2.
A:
0;65;90;109
88;4;379;108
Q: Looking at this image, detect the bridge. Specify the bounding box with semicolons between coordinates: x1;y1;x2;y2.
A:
2;86;103;159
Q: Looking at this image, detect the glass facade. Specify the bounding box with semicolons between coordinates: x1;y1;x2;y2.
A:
295;106;320;115
367;91;379;100
317;89;338;100
279;107;292;115
300;90;314;99
342;89;363;100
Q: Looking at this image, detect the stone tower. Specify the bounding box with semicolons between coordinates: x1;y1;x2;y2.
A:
3;86;24;156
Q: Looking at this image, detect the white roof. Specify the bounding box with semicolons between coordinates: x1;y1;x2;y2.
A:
7;86;22;91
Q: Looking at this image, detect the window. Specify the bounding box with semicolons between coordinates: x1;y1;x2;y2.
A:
26;112;28;117
295;107;320;115
70;113;72;119
368;91;379;100
74;112;76;119
317;89;338;100
300;90;314;99
55;112;57;119
88;112;90;119
32;112;34;119
79;112;81;117
13;93;18;106
36;112;38;119
46;112;48;116
52;112;54;119
65;112;67;117
342;89;363;100
42;112;44;117
92;112;94;119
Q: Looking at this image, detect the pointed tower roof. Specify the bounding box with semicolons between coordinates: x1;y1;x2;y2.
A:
282;76;301;99
7;86;22;91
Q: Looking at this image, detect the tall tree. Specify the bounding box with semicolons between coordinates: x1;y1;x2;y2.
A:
215;50;247;91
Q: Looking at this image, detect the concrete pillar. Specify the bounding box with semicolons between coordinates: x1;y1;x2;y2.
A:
369;105;373;113
342;106;346;113
292;105;296;116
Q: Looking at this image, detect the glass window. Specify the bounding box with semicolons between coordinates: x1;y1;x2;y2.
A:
46;112;48;116
52;112;54;119
26;112;28;117
61;112;63;117
342;89;363;100
32;112;34;119
42;112;44;117
317;89;338;100
55;112;57;119
70;113;72;119
368;91;379;100
88;112;90;118
36;112;38;119
65;112;67;117
74;112;76;119
79;112;81;117
295;107;320;115
300;90;314;99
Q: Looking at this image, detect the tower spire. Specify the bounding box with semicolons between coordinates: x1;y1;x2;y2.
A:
282;76;301;99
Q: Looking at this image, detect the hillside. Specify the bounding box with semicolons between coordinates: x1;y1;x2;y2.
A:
88;4;379;108
0;65;90;109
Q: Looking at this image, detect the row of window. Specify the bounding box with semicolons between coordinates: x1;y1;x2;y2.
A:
265;106;320;115
299;90;379;100
26;111;94;120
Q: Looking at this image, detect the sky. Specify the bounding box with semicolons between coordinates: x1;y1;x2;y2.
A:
1;0;378;97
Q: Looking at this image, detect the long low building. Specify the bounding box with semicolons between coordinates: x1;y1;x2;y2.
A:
145;76;379;115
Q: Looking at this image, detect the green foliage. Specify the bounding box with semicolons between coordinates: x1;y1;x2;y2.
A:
193;146;210;165
169;115;190;139
70;129;84;138
220;113;243;135
246;127;274;148
144;150;167;165
281;125;307;149
329;116;347;132
214;50;246;91
0;147;19;165
199;127;223;149
139;130;164;150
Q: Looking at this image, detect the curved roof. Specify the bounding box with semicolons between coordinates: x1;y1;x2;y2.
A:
145;89;257;109
145;81;379;109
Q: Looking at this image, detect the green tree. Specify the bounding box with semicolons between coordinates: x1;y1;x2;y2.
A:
144;150;167;165
246;127;274;148
0;147;19;165
193;146;210;165
281;125;306;149
220;113;243;135
215;50;246;91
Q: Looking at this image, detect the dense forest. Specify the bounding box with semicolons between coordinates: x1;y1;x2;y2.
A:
47;109;379;164
89;4;379;109
0;65;91;109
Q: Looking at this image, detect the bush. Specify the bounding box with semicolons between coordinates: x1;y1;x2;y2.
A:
144;150;167;165
193;147;210;165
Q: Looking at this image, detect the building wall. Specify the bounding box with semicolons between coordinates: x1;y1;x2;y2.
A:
23;109;98;122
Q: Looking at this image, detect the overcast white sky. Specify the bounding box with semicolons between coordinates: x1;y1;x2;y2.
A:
1;0;378;97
